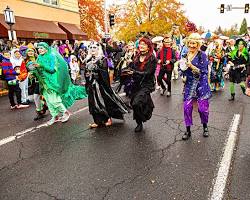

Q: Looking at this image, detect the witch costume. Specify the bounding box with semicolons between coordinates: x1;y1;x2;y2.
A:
228;38;249;101
181;33;212;140
130;37;157;132
209;43;225;91
36;42;87;125
85;42;128;128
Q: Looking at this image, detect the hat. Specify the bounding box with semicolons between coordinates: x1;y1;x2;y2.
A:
37;42;50;50
235;38;247;47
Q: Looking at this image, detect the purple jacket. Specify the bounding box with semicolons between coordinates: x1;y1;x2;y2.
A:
183;51;211;101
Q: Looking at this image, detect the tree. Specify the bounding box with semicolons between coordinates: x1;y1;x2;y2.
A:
214;26;223;35
239;18;248;35
79;0;104;40
112;0;188;42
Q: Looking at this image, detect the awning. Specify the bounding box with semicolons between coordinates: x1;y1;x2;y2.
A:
0;14;67;40
58;22;87;41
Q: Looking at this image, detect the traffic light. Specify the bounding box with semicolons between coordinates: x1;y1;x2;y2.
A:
109;14;115;27
220;4;225;13
245;3;249;13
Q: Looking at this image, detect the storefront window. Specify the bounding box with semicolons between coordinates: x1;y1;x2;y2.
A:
43;0;58;6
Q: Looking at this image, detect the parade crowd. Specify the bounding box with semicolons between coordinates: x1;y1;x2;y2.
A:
0;26;250;140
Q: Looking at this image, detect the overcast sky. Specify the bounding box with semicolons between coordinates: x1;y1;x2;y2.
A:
106;0;250;31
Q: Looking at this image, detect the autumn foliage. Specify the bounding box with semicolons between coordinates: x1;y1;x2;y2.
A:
79;0;104;40
110;0;189;42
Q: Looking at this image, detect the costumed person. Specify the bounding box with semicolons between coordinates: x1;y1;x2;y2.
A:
172;41;180;80
180;33;211;140
209;39;225;91
10;48;29;104
228;38;249;101
25;48;47;120
63;47;70;65
85;42;128;128
35;42;87;125
69;55;80;84
130;37;157;132
157;35;176;97
171;24;183;49
246;65;250;97
116;41;136;96
101;38;123;84
78;48;87;85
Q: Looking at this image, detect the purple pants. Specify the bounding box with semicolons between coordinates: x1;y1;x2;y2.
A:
184;99;209;126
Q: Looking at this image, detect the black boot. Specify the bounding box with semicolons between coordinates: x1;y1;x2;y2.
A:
241;86;246;95
135;121;143;132
203;124;209;137
228;93;235;101
182;126;191;140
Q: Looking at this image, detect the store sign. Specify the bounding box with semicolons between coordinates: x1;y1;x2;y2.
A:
33;32;49;39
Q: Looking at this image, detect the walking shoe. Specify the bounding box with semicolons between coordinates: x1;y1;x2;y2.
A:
46;116;60;126
10;105;17;110
182;132;191;140
167;91;171;97
228;94;235;101
60;111;70;123
160;88;166;95
134;123;143;132
89;123;98;128
33;113;45;121
16;104;30;109
203;128;209;137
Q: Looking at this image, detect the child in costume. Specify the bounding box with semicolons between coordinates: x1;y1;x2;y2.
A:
69;55;80;84
35;42;87;125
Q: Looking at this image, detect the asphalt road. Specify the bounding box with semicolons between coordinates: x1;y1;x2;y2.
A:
0;80;249;200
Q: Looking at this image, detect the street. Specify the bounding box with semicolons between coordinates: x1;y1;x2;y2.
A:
0;80;249;200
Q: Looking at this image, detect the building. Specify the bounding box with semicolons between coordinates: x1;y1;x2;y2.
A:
0;0;87;96
0;0;87;41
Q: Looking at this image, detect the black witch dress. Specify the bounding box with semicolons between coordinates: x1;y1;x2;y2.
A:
85;56;128;125
130;54;157;123
228;51;249;83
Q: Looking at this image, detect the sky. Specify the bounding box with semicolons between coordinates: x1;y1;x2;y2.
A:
106;0;250;31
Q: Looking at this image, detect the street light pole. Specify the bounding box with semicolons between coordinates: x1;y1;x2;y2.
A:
9;24;13;41
3;6;15;41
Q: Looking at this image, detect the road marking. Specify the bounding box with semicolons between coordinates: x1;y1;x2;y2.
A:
0;106;89;147
0;92;127;148
209;114;241;200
